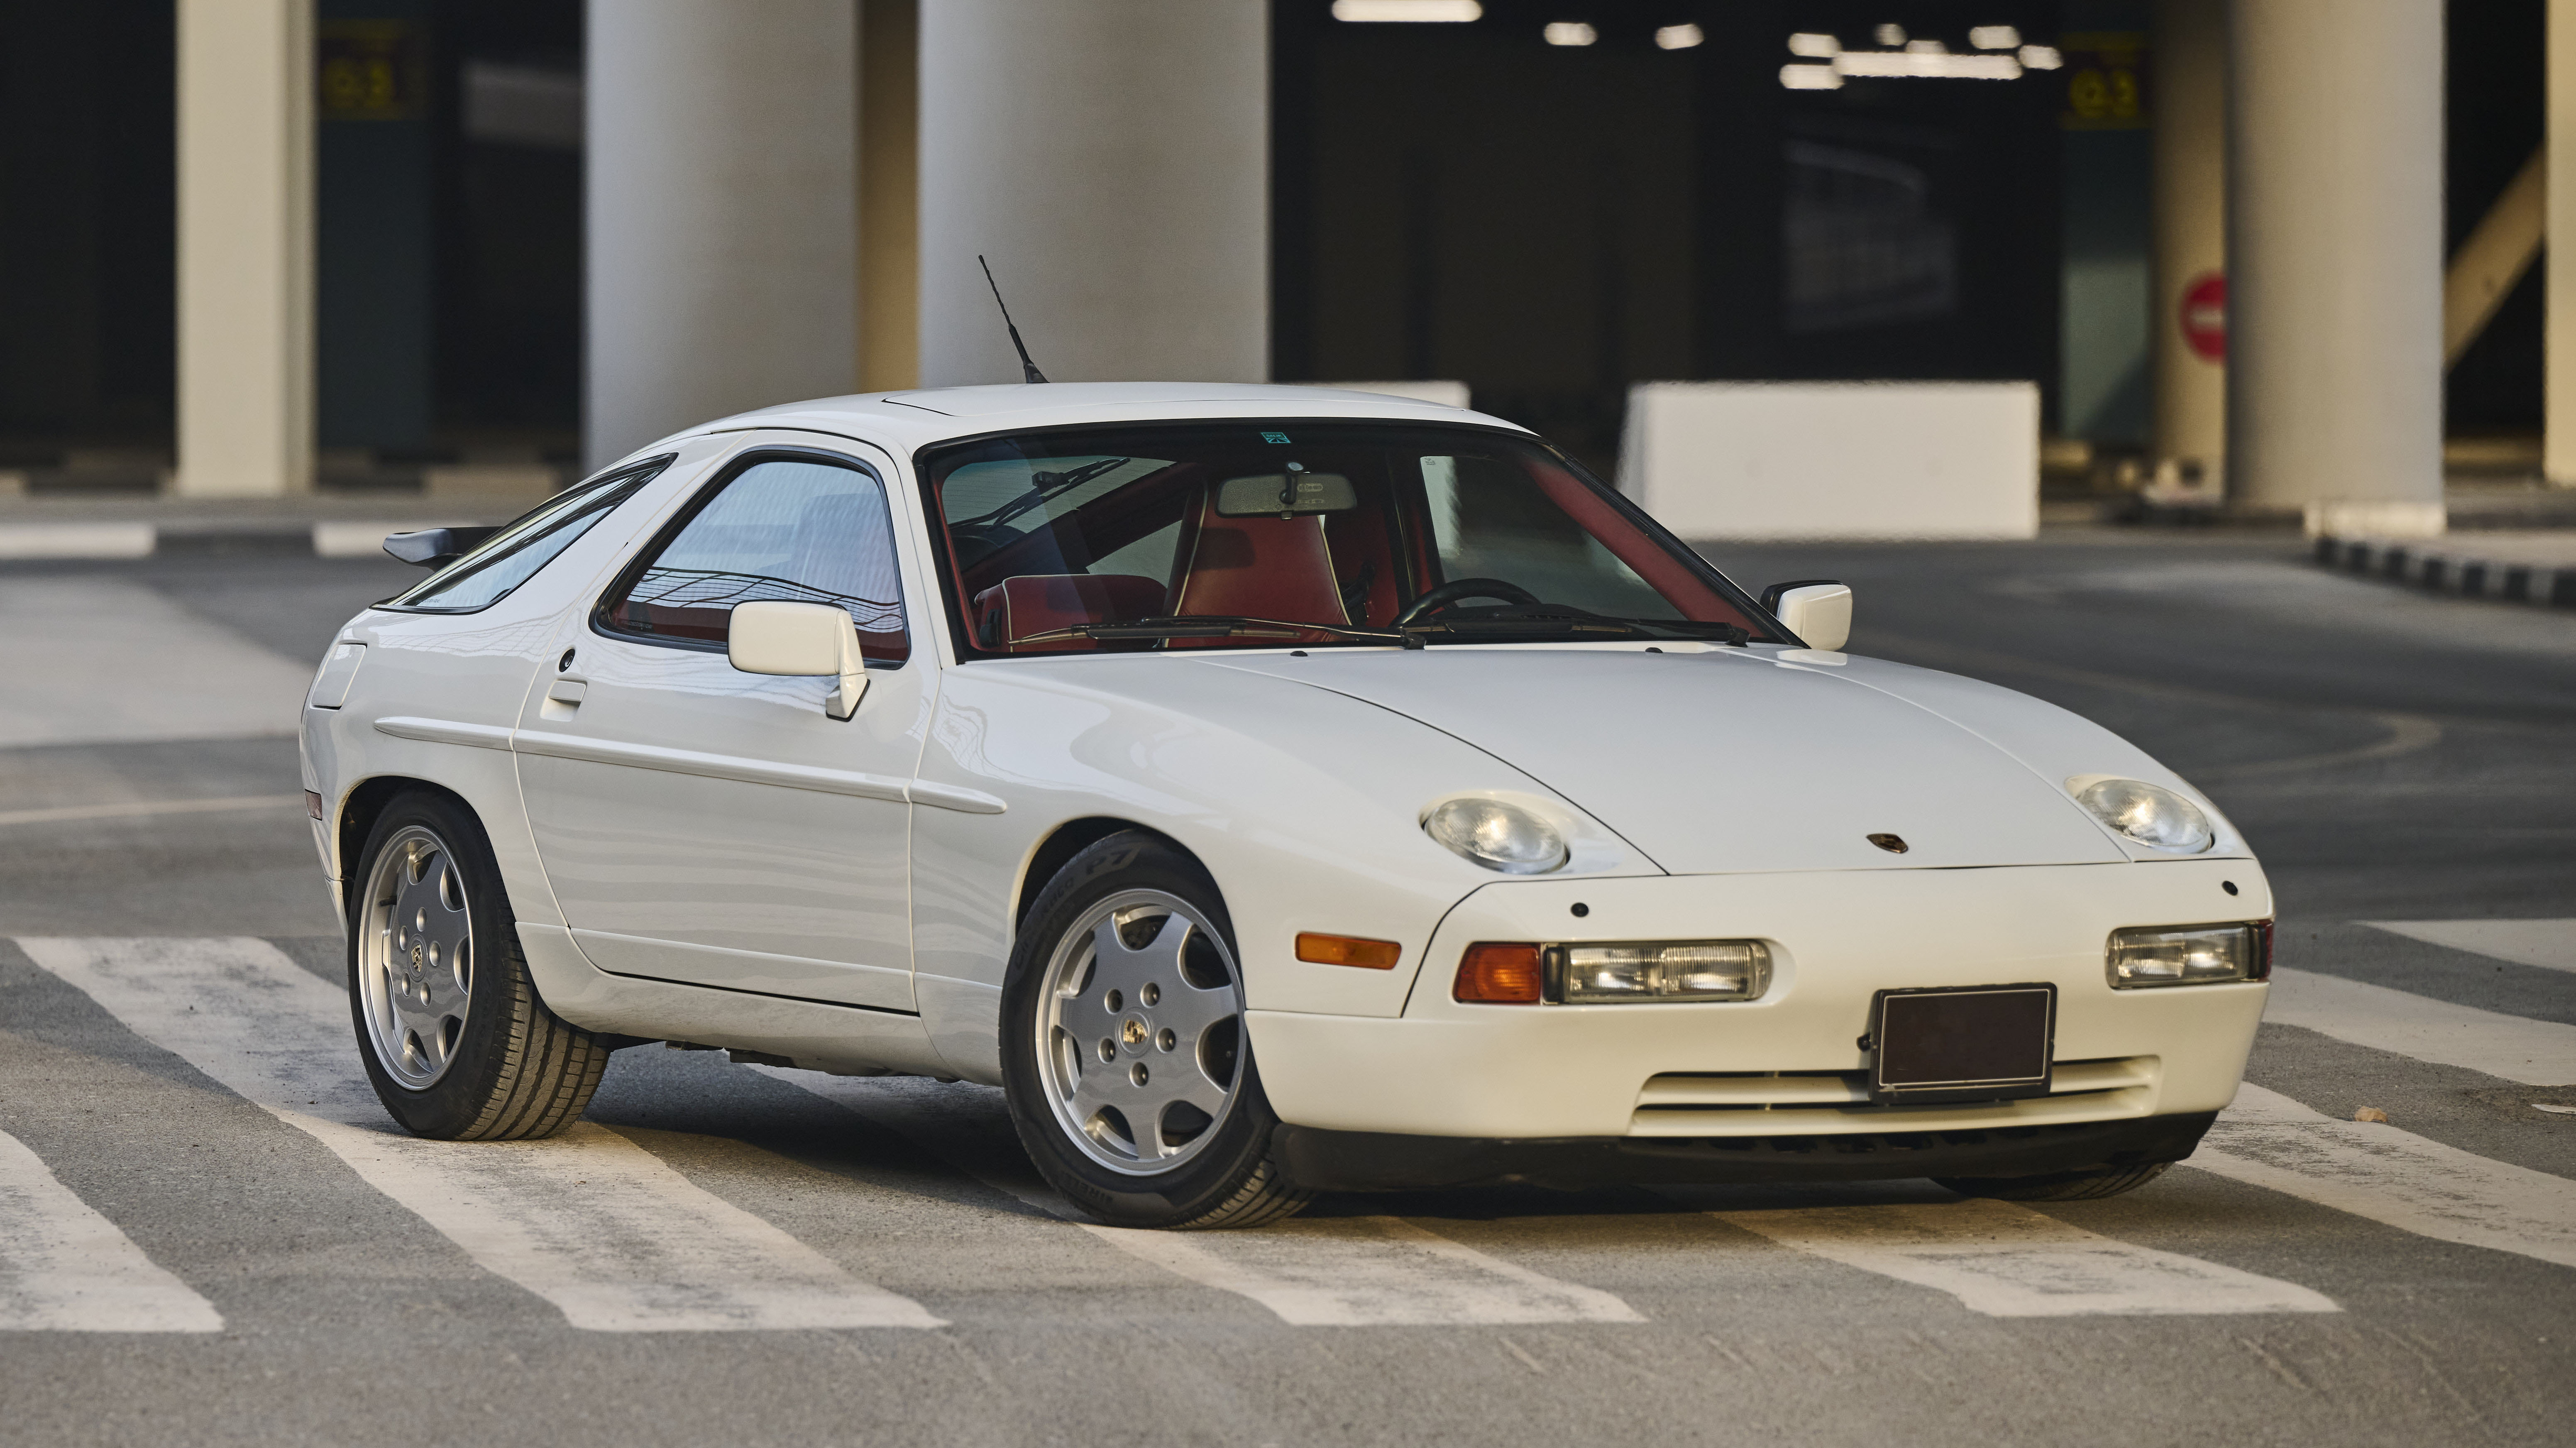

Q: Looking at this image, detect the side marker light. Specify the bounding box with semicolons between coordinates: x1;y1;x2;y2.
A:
1297;932;1403;970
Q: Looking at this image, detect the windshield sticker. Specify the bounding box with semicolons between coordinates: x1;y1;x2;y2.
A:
1260;431;1291;444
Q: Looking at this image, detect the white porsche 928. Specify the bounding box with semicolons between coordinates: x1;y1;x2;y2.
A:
302;383;2271;1229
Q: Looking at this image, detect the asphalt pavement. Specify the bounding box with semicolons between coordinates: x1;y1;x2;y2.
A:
2;529;2571;1447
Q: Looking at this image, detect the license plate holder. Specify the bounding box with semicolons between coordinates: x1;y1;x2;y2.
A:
1867;983;2056;1105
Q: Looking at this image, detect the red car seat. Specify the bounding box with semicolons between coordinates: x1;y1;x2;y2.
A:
1166;487;1354;634
968;573;1167;651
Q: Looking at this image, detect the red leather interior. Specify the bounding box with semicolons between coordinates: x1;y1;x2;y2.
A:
1166;489;1353;631
1323;502;1400;627
969;573;1166;651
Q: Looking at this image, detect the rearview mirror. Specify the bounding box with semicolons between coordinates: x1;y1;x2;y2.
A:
1761;580;1852;653
1215;471;1357;517
728;601;868;720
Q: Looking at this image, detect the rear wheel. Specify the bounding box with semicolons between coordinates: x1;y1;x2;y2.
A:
1935;1162;2171;1201
349;792;610;1139
1002;832;1310;1229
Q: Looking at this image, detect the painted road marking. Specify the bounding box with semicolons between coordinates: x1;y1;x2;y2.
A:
0;522;154;560
2364;920;2576;977
0;795;304;829
0;577;312;748
0;1128;222;1333
1716;1199;2339;1318
2265;967;2576;1086
19;938;942;1332
767;1069;1643;1327
1093;1214;1645;1326
2194;1083;2576;1269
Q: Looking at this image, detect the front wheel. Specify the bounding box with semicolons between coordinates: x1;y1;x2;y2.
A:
1001;832;1310;1229
349;791;611;1140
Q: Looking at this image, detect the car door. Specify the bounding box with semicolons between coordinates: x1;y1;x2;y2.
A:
513;438;932;1011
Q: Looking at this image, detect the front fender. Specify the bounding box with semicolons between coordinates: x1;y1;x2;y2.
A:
908;654;1661;1079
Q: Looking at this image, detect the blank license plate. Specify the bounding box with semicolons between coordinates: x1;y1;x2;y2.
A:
1869;984;2056;1104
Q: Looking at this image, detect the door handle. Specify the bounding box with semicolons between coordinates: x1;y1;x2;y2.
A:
547;679;589;706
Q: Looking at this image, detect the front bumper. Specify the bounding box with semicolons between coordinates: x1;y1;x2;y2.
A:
1276;1111;2220;1191
1247;860;2268;1147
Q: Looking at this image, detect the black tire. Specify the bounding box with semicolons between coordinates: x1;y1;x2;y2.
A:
1001;831;1311;1230
347;791;611;1140
1935;1162;2172;1202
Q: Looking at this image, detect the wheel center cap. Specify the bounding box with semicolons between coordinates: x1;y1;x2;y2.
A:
408;942;424;973
1119;1015;1149;1054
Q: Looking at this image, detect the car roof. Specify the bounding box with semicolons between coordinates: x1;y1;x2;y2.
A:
663;382;1535;457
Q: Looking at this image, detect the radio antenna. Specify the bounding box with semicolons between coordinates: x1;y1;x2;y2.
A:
978;255;1049;384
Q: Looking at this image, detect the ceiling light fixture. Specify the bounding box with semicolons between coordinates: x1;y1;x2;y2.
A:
1332;0;1482;21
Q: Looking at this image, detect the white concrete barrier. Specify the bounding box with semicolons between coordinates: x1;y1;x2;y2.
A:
1617;382;2039;540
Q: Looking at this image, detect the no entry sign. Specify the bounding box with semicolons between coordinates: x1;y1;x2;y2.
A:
2180;272;2227;362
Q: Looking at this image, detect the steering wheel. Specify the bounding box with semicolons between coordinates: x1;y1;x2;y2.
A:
1392;577;1542;627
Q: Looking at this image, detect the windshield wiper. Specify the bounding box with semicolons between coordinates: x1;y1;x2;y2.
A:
1009;614;1404;646
955;457;1133;530
1401;608;1749;646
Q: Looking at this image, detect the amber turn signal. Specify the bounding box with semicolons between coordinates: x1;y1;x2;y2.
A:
1454;942;1545;1003
1296;932;1403;969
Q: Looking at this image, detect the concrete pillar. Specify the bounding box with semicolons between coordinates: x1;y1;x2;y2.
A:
2548;0;2576;485
2151;0;2226;497
2227;0;2446;536
174;0;313;497
918;0;1267;387
586;0;858;468
859;0;921;392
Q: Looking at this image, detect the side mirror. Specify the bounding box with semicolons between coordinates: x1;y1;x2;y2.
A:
383;525;501;567
728;601;868;719
1760;580;1852;653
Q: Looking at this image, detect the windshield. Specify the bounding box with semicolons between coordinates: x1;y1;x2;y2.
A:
920;421;1770;656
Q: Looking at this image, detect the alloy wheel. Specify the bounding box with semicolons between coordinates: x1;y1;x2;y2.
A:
1035;889;1244;1174
356;824;475;1090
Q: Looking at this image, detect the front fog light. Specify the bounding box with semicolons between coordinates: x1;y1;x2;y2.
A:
2108;922;2270;988
1423;797;1568;874
1559;940;1771;1003
2074;778;2214;854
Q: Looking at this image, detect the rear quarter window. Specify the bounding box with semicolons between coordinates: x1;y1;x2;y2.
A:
383;456;672;613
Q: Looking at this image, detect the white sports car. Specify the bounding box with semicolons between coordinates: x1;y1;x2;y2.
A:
303;383;2270;1229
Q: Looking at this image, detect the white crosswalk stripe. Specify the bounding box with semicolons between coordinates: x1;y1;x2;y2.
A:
765;1069;1645;1326
17;937;942;1332
1093;1214;1645;1326
2363;919;2576;976
2264;967;2576;1086
2192;1084;2576;1269
1710;1199;2338;1317
15;934;2571;1335
0;1128;222;1333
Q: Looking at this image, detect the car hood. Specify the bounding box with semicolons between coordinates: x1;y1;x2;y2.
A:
1210;646;2141;875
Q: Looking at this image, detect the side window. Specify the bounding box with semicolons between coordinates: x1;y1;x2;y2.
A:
388;458;669;612
599;455;910;664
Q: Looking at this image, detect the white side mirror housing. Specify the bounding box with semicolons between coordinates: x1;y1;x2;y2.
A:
728;601;868;719
1772;583;1853;653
